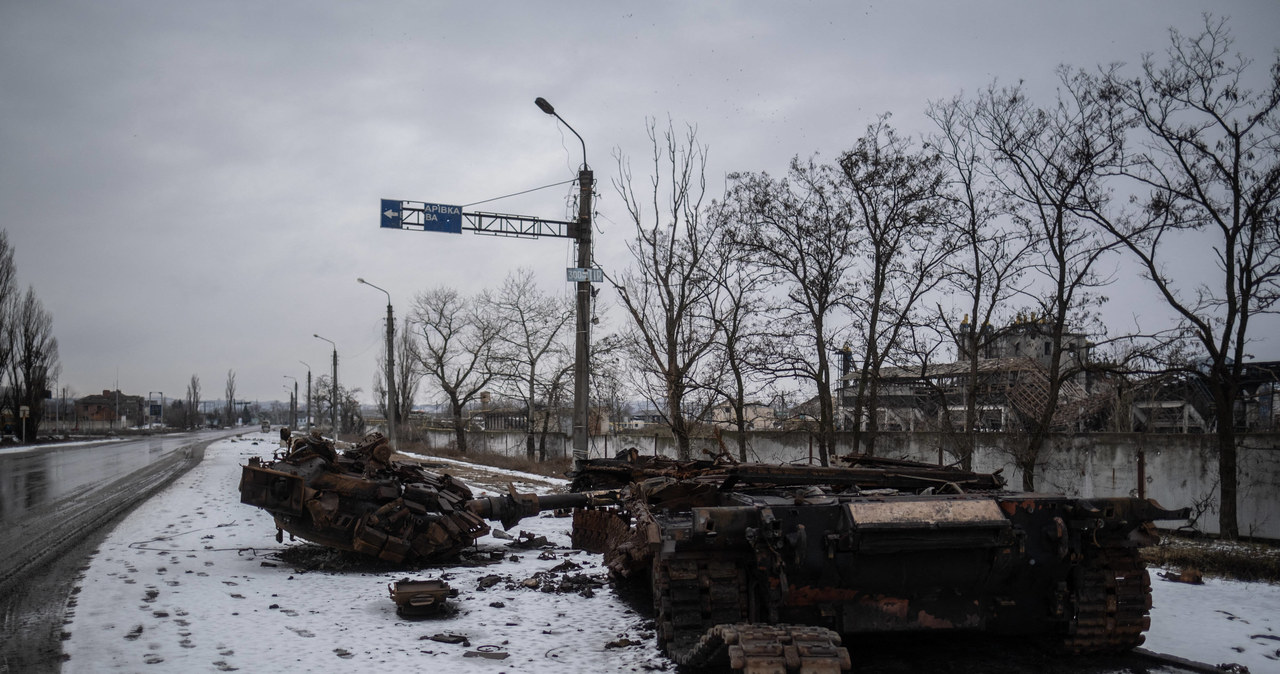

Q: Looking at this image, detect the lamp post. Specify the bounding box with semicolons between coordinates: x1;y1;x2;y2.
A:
535;96;593;468
358;277;397;450
298;361;312;430
283;375;298;429
314;335;338;440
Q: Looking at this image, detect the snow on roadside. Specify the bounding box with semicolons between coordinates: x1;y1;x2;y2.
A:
0;437;126;455
401;451;570;488
1146;570;1280;673
63;433;668;673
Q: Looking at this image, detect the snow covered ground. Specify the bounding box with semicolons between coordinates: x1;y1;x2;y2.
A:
62;432;1280;673
0;437;124;456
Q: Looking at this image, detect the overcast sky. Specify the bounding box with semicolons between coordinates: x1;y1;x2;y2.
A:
1;1;1277;407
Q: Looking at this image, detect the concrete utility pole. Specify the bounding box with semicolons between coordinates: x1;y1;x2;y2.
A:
314;335;338;440
283;376;298;429
358;278;397;450
536;97;593;469
299;361;312;430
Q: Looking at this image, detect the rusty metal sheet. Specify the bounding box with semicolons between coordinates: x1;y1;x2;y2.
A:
847;498;1008;529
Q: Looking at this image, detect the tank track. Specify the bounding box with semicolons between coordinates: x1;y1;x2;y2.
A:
654;557;850;673
1063;543;1152;653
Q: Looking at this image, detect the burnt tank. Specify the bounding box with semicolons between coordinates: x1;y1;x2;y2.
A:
238;431;588;563
569;453;1190;672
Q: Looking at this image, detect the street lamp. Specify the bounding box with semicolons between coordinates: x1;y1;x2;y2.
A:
314;334;338;440
536;96;593;468
283;375;298;429
298;361;312;430
358;277;397;450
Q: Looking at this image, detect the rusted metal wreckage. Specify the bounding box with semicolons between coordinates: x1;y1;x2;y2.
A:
238;431;590;563
569;452;1190;672
239;433;1189;673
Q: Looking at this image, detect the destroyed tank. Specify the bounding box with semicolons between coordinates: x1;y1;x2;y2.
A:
239;431;588;563
569;452;1190;672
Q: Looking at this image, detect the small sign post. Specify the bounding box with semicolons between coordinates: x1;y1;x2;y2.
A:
566;267;603;283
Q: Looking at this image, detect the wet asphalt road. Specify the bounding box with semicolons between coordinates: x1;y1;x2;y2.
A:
0;429;242;674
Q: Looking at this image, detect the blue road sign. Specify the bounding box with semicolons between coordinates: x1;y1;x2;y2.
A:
381;199;463;234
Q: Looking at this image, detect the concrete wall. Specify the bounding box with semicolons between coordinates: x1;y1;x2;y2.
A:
415;427;1280;540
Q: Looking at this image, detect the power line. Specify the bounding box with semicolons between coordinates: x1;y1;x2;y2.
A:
462;178;578;208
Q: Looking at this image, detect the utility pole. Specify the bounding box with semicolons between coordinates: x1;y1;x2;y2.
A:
314;335;338;440
571;165;593;465
536;97;594;469
299;361;312;430
358;278;397;450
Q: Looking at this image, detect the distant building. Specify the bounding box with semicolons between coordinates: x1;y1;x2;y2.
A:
75;390;145;428
708;402;777;430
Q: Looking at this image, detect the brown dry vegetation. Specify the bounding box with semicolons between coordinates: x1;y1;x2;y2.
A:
1144;532;1280;584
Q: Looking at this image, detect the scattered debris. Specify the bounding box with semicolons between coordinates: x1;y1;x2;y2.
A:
511;531;549;549
476;574;504;590
1160;568;1205;584
388;578;458;617
424;633;470;647
464;645;510;660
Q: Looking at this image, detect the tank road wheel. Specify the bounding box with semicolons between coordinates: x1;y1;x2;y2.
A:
1063;544;1153;654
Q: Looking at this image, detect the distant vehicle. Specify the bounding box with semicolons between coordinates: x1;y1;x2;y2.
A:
261;421;270;433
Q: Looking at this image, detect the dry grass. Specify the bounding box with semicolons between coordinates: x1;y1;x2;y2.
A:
396;439;573;480
1143;531;1280;583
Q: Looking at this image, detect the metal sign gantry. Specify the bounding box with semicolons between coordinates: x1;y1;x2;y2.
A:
381;199;580;240
379;166;597;468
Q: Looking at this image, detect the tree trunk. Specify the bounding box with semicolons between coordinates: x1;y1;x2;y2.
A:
451;404;468;453
1211;385;1240;539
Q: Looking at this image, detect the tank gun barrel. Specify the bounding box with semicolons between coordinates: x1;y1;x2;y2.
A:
464;488;598;531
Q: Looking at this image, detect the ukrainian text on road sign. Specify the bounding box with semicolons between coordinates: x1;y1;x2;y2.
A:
381;199;463;234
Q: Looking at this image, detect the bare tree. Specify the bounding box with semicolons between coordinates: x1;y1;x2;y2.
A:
7;286;59;439
703;210;773;461
975;70;1123;489
725;155;858;466
1084;16;1280;538
927;95;1033;468
224;369;237;427
0;232;17;386
610;119;723;460
409;285;503;453
839;115;954;457
185;374;201;429
482;268;574;460
589;331;630;455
